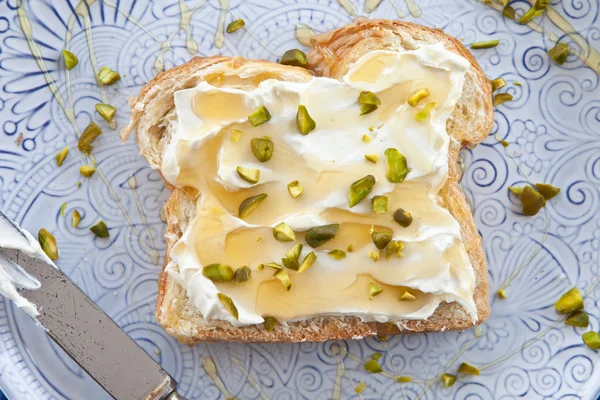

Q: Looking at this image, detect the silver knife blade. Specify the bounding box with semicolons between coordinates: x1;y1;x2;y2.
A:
0;246;181;400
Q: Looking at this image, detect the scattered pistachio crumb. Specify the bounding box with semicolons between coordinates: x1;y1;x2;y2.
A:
497;289;507;299
397;376;412;383
362;134;373;143
500;140;509;147
355;381;366;393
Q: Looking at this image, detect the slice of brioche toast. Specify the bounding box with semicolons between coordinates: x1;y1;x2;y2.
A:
122;20;493;343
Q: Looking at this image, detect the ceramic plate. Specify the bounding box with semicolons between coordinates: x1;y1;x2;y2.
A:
1;0;600;399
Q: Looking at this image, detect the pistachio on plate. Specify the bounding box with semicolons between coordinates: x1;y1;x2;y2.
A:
349;175;376;207
239;193;268;218
305;224;340;248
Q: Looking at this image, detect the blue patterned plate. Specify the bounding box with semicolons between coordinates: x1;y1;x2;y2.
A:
1;0;599;399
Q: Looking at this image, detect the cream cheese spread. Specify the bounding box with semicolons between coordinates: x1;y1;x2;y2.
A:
161;44;477;327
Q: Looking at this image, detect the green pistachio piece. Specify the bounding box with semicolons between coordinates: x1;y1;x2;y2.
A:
415;101;437;121
297;251;317;273
273;222;296;242
62;50;79;70
385;240;404;259
521;185;546;216
494;93;513;106
72;209;81;228
79;165;96;177
263;316;278;332
565;311;589;328
407;88;430;107
234;266;251;283
397;376;412;383
508;186;524;196
349;175;376;207
582;331;600;350
555;287;584;314
286;243;303;261
358;91;381;106
371;196;389;214
355;381;366;393
371;229;392;250
203;264;234;282
548;43;569;65
535;0;551;9
279;49;308;67
497;289;507;299
328;249;346;260
500;140;510;147
364;154;379;163
226;19;245;33
503;6;516;19
95;103;116;122
491;78;506;92
239;193;268;218
264;262;283;270
368;250;380;262
273;269;292;291
97;66;121;85
218;293;239;320
518;7;542;24
56;147;69;167
250;138;274;162
458;362;480;375
369;282;383;299
78;121;102;155
393;208;413;227
305;224;340;248
60;202;67;217
347;244;354;252
362;134;373;143
442;374;456;388
385;148;409;183
230;129;243;142
470;40;500;49
372;353;382;361
364;359;382;373
236;166;260;184
281;257;299;271
38;228;58;260
399;291;416;301
248;106;272;127
89;221;109;238
296;105;316;135
535;183;560;200
359;103;378;116
287;180;304;198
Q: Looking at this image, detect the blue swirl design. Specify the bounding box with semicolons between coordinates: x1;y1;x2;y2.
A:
1;0;600;399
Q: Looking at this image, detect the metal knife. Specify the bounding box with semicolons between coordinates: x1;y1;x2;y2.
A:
0;211;187;400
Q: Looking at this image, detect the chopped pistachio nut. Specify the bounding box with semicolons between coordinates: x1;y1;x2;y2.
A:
234;266;251;283
415;101;437;121
508;186;524;196
257;264;265;271
491;78;506;91
296;105;316;135
329;249;346;260
582;331;600;350
362;134;373;143
442;373;457;388
56;147;69;167
273;222;296;242
72;209;81;228
358;91;381;115
364;154;379;163
264;262;283;270
500;140;509;147
535;183;560;200
38;228;58;260
502;6;516;19
281;257;299;271
273;269;292;291
60;202;67;217
364;359;382;373
355;381;366;394
385;240;404;259
279;49;308;67
202;264;234;282
349;175;376;207
287;180;304;198
494;93;513;106
263;316;278;332
239;193;268;218
297;251;317;273
565;310;589;328
471;40;500;49
368;250;380;262
385;148;409;183
372;353;382;361
77;181;81;187
286;243;303;261
369;282;383;299
399;291;416;301
548;43;569;65
521;185;546;216
78;121;102;155
230;129;242;142
371;196;389;214
555;287;584;314
218;293;239;320
497;289;507;299
514;81;523;86
306;224;340;248
248;106;271;127
80;165;96;177
97;66;121;85
407;88;430;107
89;220;109;238
250;138;274;162
347;244;354;252
397;376;412;383
371;230;392;250
236;166;260;184
458;362;480;375
226;19;245;33
95;103;116;122
62;50;78;70
360;103;378;116
535;0;551;9
518;7;543;24
393;208;413;227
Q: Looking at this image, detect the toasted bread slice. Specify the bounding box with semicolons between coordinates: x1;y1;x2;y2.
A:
123;20;492;343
